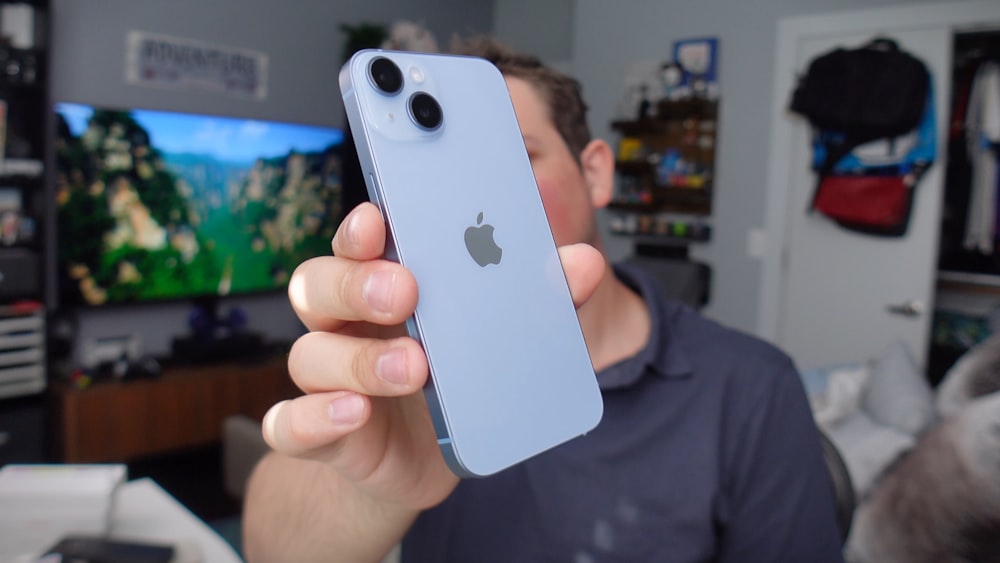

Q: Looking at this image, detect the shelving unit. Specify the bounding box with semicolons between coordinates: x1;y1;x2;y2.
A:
609;98;718;248
0;0;50;464
0;2;47;400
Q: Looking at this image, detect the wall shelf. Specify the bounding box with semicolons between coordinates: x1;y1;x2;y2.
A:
611;98;718;218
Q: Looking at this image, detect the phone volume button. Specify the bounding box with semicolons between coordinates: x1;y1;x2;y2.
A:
423;379;451;443
405;318;420;341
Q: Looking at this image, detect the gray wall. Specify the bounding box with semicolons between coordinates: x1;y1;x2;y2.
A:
495;0;967;336
492;0;574;64
50;0;494;359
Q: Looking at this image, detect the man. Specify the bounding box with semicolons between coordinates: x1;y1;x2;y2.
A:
244;38;844;562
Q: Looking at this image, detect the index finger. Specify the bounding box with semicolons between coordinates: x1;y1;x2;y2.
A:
288;256;418;332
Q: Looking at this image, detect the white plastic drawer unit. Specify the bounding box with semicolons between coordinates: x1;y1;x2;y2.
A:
0;313;43;366
0;347;42;367
0;309;44;399
0;313;43;337
0;331;42;350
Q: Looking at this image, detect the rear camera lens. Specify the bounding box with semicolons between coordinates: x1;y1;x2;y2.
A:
369;57;403;95
409;92;443;130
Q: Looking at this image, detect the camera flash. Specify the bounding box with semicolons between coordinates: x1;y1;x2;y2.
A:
409;66;425;83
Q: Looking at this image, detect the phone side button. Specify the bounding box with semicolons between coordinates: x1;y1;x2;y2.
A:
367;172;403;264
405;318;420;341
423;380;450;443
366;173;382;206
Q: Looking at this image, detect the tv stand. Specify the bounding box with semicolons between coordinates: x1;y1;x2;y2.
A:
52;354;299;463
172;295;268;364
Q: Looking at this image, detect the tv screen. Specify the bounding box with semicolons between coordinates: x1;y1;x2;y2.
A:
53;102;345;307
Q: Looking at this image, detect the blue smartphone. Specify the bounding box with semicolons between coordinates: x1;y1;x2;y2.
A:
340;50;603;477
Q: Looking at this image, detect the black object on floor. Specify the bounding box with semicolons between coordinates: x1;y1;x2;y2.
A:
126;444;241;524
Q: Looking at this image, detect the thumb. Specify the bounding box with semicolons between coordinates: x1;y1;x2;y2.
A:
558;244;605;309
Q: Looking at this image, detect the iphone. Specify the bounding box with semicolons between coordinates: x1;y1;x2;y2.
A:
340;50;603;477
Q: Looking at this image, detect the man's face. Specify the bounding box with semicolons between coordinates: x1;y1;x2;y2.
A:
505;76;599;248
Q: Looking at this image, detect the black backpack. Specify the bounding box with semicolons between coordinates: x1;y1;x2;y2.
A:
789;37;934;237
790;37;931;173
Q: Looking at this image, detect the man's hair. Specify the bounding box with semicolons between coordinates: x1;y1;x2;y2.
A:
451;35;591;161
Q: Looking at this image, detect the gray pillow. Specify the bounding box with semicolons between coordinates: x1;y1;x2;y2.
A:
825;410;915;499
860;341;935;436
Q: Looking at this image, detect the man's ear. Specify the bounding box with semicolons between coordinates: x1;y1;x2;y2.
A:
580;139;615;209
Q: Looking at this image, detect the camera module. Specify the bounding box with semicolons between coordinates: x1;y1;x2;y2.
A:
369;57;403;95
409;92;443;130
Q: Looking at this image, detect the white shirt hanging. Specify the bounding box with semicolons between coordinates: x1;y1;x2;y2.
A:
963;61;1000;254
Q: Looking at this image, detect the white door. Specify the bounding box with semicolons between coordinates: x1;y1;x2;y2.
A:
777;27;950;371
760;3;1000;372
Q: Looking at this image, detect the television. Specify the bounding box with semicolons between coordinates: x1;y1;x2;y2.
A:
52;102;345;310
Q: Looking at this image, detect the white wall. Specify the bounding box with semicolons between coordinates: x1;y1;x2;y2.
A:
49;0;494;359
495;0;971;336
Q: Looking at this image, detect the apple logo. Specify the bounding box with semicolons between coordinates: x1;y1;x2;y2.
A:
464;211;502;267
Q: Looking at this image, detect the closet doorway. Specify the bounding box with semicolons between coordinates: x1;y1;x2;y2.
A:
759;1;1000;373
931;29;1000;384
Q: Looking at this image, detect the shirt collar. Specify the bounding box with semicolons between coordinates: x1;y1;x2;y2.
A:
595;262;694;391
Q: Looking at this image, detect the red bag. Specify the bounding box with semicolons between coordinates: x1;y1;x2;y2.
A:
812;174;914;236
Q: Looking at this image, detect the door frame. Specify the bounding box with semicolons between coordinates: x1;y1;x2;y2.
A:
757;0;1000;342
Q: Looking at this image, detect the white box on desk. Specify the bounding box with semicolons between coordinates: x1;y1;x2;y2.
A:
0;463;126;502
0;463;127;556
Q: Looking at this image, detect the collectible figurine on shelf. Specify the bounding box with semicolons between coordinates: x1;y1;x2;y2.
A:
659;61;689;100
637;83;653;119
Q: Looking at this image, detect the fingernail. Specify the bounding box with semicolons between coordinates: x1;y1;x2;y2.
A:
377;347;409;385
343;209;362;250
328;394;364;424
363;270;396;315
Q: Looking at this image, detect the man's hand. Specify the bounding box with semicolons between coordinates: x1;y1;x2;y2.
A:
261;201;605;510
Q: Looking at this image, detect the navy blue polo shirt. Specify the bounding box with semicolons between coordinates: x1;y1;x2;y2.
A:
402;263;844;562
